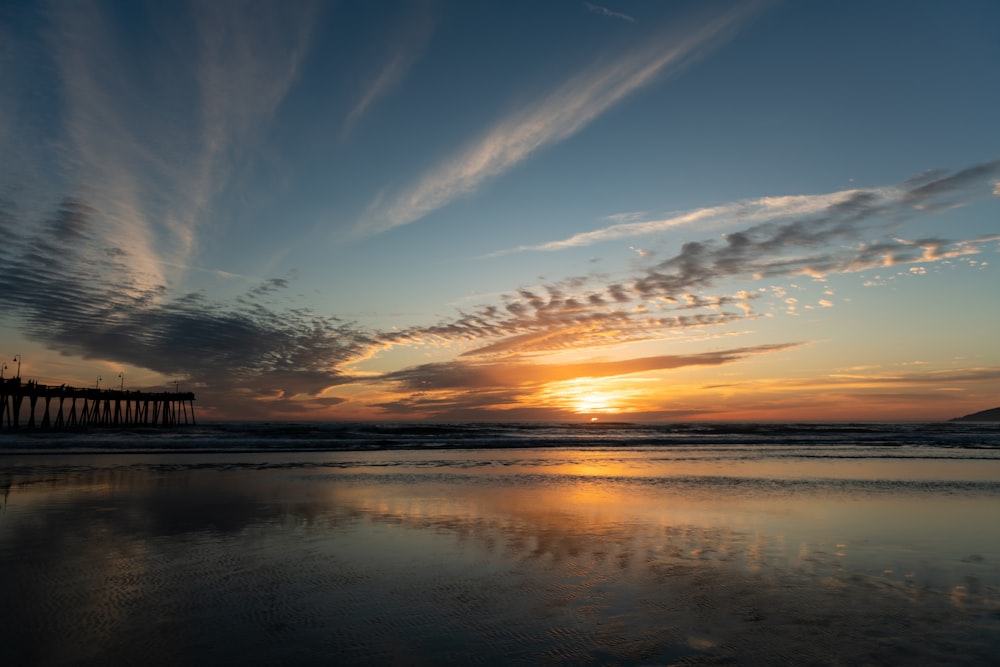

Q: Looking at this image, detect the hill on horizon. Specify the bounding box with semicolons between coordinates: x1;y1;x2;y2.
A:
950;407;1000;422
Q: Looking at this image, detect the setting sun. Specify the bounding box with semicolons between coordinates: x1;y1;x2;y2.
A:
574;391;620;414
536;378;637;415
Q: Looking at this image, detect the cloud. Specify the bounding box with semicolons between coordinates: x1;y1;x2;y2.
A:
374;343;799;418
827;367;1000;386
247;277;292;298
512;161;1000;254
26;0;318;292
2;197;744;418
371;161;1000;368
383;343;800;391
194;1;317;153
2;161;996;419
0;198;369;412
188;0;318;249
634;232;990;299
374;280;758;361
341;6;434;140
622;162;1000;296
359;2;762;235
903;160;1000;209
42;0;172;288
585;2;635;23
502;190;878;254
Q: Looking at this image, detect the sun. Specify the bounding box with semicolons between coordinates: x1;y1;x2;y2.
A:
537;378;639;415
574;391;619;413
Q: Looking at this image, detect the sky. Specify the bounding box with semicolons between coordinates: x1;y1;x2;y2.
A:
1;0;998;422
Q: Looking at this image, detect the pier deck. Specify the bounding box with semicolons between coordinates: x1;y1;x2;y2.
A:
0;378;195;430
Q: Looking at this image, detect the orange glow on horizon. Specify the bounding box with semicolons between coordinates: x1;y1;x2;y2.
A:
530;374;681;416
573;391;620;414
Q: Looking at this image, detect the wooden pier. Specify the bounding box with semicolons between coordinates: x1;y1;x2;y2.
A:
0;378;195;431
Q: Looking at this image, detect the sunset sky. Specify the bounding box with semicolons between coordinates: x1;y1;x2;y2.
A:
1;0;998;422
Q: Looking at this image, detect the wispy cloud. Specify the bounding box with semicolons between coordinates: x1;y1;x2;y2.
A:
503;161;1000;255
341;6;434;140
826;367;1000;386
37;0;318;291
189;0;318;252
359;1;763;235
0;5;21;162
499;190;875;254
44;0;171;289
585;2;635;23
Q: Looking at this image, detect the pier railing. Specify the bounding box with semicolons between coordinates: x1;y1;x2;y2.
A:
0;378;195;430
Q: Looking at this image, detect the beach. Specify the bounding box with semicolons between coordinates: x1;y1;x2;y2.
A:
2;424;999;665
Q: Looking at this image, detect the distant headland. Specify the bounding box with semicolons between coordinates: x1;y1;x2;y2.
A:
950;407;1000;422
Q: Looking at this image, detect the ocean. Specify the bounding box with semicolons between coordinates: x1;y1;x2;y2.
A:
2;421;999;665
2;419;999;452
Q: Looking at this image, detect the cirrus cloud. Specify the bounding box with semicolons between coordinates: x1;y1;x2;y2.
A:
358;2;763;235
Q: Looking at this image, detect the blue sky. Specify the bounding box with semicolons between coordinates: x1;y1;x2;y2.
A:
1;0;998;421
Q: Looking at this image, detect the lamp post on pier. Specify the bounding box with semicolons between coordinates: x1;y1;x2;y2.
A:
118;372;125;392
96;376;102;390
12;355;21;379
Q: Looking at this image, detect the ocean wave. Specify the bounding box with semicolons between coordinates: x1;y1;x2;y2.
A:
1;421;998;454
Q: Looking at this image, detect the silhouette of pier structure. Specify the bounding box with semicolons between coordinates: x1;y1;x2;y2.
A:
0;378;195;431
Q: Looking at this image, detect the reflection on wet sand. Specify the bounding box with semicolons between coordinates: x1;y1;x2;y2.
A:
1;453;999;665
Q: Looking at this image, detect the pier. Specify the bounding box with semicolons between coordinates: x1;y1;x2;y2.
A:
0;378;195;431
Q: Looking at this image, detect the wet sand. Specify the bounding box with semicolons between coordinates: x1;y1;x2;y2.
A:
2;448;999;665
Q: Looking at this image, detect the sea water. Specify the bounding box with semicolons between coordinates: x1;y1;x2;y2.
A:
2;422;999;664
